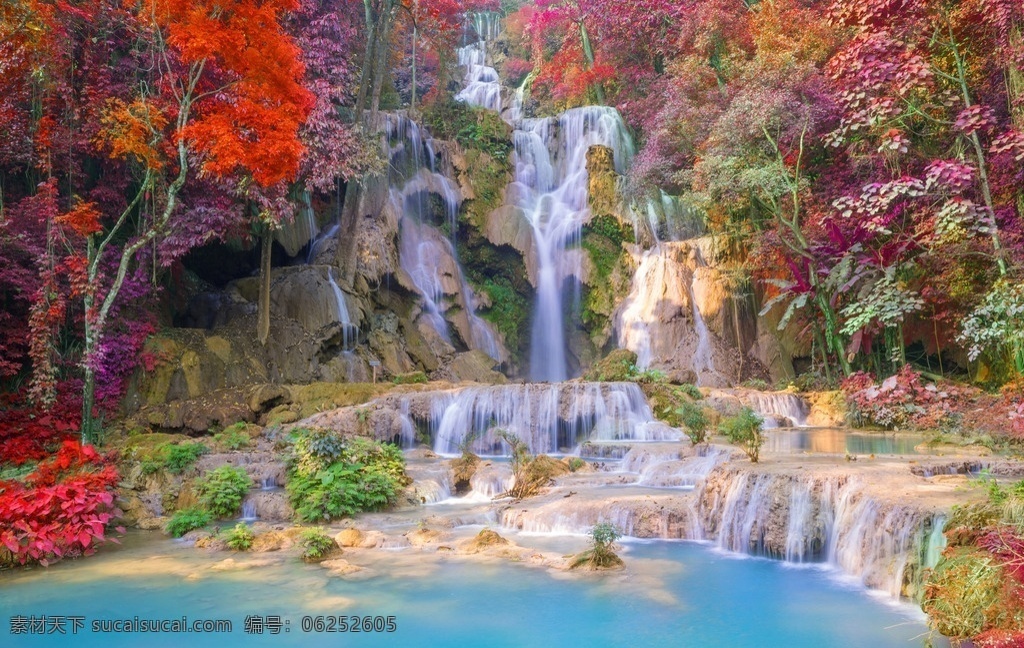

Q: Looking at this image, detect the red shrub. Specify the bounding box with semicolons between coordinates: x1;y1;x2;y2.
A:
0;440;121;566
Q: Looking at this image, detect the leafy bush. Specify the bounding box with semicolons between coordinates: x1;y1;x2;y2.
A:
224;523;255;551
676;401;709;445
677;383;703;400
299;527;338;562
422;98;512;163
393;371;428;385
286;430;407;522
213;423;251;451
568;457;586;472
570;522;624;570
196;466;252;518
165;507;212;537
958;279;1024;380
0;440;121;566
923;548;1012;639
841;367;972;431
719;407;764;462
163;442;209;474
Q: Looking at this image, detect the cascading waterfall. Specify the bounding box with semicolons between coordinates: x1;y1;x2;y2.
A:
382;381;679;455
700;469;947;597
387;114;504;360
454;13;635;380
515;108;634;381
455;13;503;112
743;391;810;428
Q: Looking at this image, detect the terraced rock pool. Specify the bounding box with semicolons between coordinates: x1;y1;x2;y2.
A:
1;531;937;647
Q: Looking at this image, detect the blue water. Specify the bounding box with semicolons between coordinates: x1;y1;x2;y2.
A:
0;533;933;647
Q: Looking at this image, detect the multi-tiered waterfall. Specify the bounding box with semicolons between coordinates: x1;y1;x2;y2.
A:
385;115;505;362
458;14;635;381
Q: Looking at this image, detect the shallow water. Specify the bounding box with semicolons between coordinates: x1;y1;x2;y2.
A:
764;428;927;455
0;531;935;647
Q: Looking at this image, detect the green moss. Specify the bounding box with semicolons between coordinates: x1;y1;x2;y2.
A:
393;371;429;385
461;149;510;227
422;98;512;164
477;276;530;351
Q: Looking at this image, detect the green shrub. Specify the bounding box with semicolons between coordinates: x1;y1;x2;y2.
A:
393;371;428;385
570;522;624;570
164;442;209;474
676;401;710;445
741;378;771;391
224;523;255;551
677;383;703;400
165;507;212;537
213;423;252;451
719;407;765;463
287;431;407;522
196;466;252;518
299;527;338;562
568;457;586;472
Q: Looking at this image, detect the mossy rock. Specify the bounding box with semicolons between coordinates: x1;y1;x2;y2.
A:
584;349;638;382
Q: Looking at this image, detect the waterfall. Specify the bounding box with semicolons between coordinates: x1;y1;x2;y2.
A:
377;381;679;455
700;469;940;596
687;246;715;380
456;12;502;111
387;114;505;361
240;499;257;521
327;268;356;350
513;108;635;381
743;391;810;428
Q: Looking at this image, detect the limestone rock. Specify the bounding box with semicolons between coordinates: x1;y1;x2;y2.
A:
248;384;292;414
334;528;365;548
432;350;507;384
586;145;618;217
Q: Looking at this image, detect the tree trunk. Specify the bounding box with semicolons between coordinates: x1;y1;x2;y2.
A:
258;228;272;345
578;21;605;105
369;4;395;122
355;0;378;119
411;26;417;112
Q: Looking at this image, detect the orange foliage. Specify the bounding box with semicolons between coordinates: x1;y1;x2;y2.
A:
751;0;843;67
55;200;103;238
97;99;169;170
142;0;314;187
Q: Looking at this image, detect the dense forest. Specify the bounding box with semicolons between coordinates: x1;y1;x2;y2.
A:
3;1;1024;643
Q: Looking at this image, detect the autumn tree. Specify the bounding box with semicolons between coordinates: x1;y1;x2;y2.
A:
71;0;313;441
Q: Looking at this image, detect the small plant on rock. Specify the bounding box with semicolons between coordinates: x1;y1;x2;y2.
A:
570;522;624;570
163;442;209;474
225;523;255;551
676;401;709;445
165;507;212;538
299;527;338;562
196;466;252;518
720;407;765;463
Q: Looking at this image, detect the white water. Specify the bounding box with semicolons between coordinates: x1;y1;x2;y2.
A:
387;114;504;360
326;268;356;350
515;108;634;381
387;381;679;455
240;499;257;521
456;13;502;111
745;391;810;428
687;246;715;379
